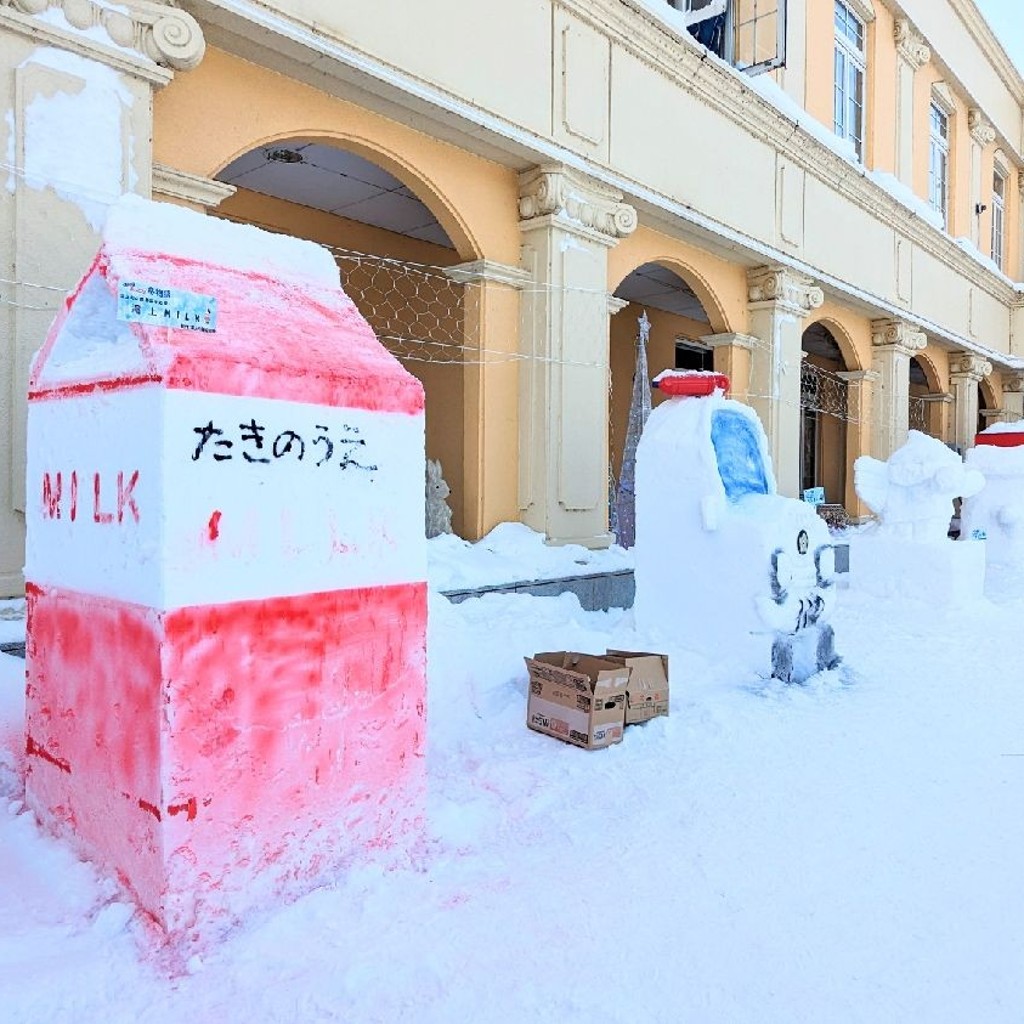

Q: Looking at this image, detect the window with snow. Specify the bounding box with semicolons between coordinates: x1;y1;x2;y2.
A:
991;167;1006;270
929;101;950;229
667;0;787;75
833;1;865;160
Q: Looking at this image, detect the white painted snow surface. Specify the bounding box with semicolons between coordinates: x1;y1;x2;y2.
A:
104;194;341;288
2;521;1024;1021
17;48;134;229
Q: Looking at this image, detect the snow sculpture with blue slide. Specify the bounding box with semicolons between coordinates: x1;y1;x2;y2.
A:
633;371;840;683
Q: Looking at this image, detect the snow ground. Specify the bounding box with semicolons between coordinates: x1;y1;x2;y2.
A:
2;535;1023;1023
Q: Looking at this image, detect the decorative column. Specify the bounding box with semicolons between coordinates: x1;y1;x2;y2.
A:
837;369;879;515
746;266;824;497
894;19;930;188
700;332;758;404
922;392;954;441
870;318;927;459
1002;372;1024;422
518;163;637;548
949;353;993;451
443;259;533;539
0;0;206;595
968;110;996;248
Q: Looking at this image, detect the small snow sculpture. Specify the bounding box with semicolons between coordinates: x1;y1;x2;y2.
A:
961;426;1024;568
854;430;983;542
426;457;454;538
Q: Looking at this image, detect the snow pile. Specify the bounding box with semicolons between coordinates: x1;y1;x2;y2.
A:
427;521;632;592
3;527;1024;1020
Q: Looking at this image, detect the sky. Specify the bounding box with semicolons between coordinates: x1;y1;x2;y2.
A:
973;0;1024;75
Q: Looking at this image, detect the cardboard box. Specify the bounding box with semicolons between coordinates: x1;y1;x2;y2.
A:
525;652;628;750
605;650;670;724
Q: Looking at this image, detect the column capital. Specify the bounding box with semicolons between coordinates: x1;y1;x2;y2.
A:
837;369;880;384
746;265;823;316
152;164;235;209
921;392;953;404
894;18;930;70
518;164;638;241
699;332;759;351
1003;371;1024;393
607;295;630;315
443;259;534;288
0;0;206;76
949;352;993;381
968;109;996;148
870;317;927;354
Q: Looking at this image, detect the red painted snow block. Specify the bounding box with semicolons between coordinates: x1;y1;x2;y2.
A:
23;196;427;946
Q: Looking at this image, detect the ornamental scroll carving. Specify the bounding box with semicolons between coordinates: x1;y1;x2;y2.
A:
1;0;205;70
870;318;927;354
746;266;824;314
1002;372;1024;394
968;109;996;147
519;164;638;240
949;352;993;381
894;18;930;70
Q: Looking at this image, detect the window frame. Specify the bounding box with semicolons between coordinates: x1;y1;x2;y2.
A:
833;1;867;160
991;165;1007;270
928;99;951;229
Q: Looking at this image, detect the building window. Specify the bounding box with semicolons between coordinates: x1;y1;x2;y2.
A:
833;1;865;159
673;0;788;75
991;168;1006;270
929;102;950;228
675;340;714;372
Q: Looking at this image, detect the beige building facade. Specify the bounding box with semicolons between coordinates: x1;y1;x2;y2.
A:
1;0;1023;594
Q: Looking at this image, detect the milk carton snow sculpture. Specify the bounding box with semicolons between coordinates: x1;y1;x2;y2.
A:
24;196;427;946
851;430;985;605
961;424;1024;569
633;371;839;683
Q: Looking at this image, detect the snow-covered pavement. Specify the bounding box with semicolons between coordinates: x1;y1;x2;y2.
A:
2;535;1023;1022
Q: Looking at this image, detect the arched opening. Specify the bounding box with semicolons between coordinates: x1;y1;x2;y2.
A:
909;355;942;438
977;376;1000;437
608;262;717;541
800;322;850;508
212;140;471;533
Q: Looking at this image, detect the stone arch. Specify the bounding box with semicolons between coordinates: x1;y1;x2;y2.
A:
610;255;732;336
211;131;484;263
979;373;1000;413
802;315;862;372
911;349;942;394
153;48;519;264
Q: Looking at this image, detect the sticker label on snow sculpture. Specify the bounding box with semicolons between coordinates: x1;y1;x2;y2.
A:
802;487;825;506
117;281;218;333
190;417;378;473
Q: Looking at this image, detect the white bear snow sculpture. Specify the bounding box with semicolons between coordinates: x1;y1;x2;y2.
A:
854;430;983;542
851;430;986;606
633;370;840;684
